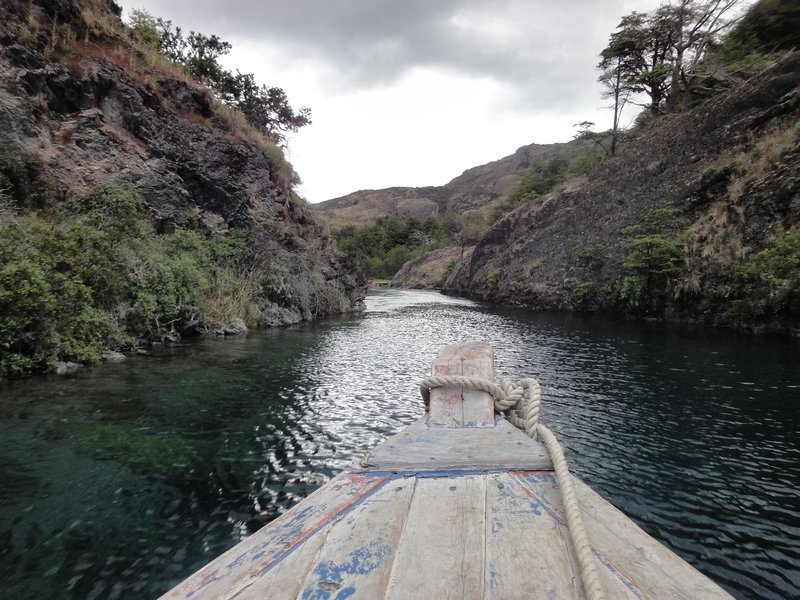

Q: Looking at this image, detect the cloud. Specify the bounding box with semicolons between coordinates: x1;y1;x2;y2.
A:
128;1;650;111
124;0;676;201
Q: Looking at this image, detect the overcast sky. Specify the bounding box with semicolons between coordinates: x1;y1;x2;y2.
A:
123;1;678;203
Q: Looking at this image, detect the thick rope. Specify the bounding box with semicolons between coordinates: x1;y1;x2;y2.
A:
419;375;605;600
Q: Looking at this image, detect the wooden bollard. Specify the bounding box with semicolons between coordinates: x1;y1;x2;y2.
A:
428;341;496;427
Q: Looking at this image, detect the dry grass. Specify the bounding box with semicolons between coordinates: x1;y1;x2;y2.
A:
719;120;800;202
56;125;75;144
19;0;300;193
673;271;702;300
200;271;264;327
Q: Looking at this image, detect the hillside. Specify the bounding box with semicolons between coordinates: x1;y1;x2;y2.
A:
314;138;602;229
443;52;800;335
0;0;365;376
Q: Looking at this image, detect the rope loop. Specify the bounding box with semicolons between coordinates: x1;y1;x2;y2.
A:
418;373;605;600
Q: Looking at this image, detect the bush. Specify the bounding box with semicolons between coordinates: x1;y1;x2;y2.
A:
617;234;683;310
728;229;800;320
334;216;450;279
0;184;214;376
1;180;360;377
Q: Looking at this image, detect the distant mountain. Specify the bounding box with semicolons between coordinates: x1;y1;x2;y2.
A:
313;138;600;229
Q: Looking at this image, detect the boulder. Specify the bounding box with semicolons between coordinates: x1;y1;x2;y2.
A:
224;318;248;335
55;361;81;376
262;303;303;327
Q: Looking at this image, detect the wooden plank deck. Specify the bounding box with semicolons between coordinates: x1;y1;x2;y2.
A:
359;417;553;471
162;469;733;599
162;342;734;600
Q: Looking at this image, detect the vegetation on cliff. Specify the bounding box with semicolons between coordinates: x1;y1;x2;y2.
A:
0;1;364;377
334;215;474;280
442;0;800;336
0;152;358;377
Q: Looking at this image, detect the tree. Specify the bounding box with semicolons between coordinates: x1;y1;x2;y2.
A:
217;73;311;143
183;31;232;85
659;0;744;110
599;1;744;119
719;0;800;60
599;11;673;116
127;10;311;145
597;59;629;155
128;9;159;50
573;121;613;156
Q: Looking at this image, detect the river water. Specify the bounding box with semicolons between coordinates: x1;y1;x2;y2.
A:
0;289;798;599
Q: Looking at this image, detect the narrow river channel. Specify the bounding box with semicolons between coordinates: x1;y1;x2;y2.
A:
1;289;798;599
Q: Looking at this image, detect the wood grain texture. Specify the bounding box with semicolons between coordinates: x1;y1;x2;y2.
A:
385;475;487;600
360;417;553;471
230;524;331;600
484;471;580;599
167;469;735;599
429;341;495;427
508;471;735;599
159;473;387;600
296;477;416;599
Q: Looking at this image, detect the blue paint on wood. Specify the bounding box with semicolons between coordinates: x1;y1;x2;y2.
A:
301;541;390;600
491;517;504;534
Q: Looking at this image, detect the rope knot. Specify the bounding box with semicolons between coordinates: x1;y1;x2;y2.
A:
419;374;541;439
417;373;605;600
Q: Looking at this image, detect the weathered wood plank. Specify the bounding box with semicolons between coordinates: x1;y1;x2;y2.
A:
385;475;486;599
160;473;388;600
296;476;416;599
360;417;553;471
508;471;734;599
484;471;580;599
429;342;495;427
571;476;734;599
231;524;331;600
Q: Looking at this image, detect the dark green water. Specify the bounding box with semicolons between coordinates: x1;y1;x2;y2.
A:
1;289;798;599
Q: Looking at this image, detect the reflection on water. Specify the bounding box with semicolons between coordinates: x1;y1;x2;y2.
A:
0;289;798;599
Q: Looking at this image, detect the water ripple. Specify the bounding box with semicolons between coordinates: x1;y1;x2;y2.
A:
0;289;797;599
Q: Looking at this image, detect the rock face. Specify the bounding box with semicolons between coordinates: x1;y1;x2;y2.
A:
444;52;800;335
314;138;601;229
0;0;365;331
391;246;472;289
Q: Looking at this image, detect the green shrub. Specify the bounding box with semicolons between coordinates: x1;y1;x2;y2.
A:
574;281;595;302
486;269;502;289
728;229;800;320
623;235;683;277
334;216;450;279
1;179;361;377
617;234;683;310
0;184;215;376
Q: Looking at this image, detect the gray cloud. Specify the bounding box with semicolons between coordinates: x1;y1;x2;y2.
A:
128;0;650;110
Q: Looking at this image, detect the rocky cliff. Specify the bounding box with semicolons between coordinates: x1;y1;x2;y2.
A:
390;246;471;289
0;0;365;375
314;138;601;229
444;52;800;335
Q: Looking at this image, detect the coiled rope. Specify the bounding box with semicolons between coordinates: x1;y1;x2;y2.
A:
419;375;605;600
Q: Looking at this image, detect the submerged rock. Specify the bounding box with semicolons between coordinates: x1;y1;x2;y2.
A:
100;351;126;362
55;362;81;376
223;318;248;335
